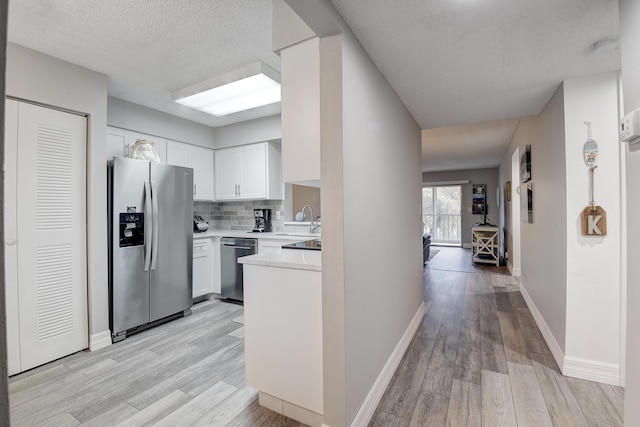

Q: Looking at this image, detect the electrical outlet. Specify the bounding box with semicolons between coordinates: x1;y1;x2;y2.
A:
276;211;281;219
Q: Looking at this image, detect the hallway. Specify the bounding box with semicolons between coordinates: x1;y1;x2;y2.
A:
370;247;624;426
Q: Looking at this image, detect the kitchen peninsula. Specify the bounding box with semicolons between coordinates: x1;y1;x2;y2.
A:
239;249;323;427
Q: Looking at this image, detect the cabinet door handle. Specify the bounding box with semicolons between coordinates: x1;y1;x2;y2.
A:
123;144;127;157
193;184;196;195
237;184;241;196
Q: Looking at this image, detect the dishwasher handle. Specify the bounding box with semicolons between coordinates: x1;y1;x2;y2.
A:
223;244;254;250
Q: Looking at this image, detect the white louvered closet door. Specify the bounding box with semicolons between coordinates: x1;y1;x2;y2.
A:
11;101;88;373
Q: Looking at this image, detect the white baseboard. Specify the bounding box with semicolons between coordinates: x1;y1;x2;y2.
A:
563;357;620;386
507;261;521;276
349;301;426;427
89;330;112;351
519;283;565;371
520;283;620;386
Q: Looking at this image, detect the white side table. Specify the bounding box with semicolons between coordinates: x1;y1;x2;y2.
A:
471;226;500;266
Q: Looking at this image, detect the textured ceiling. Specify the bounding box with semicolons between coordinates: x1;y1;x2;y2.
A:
330;0;621;171
8;0;622;171
422;119;520;172
329;0;620;130
8;0;282;127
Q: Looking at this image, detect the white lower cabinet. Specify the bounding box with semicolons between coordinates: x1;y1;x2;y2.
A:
193;237;220;298
244;264;323;417
193;239;213;298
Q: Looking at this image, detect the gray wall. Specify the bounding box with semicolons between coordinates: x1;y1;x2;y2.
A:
7;43;110;342
421;168;499;246
562;73;622;377
213;115;281;149
107;96;216;149
620;0;640;423
0;0;9;422
341;29;424;424
279;2;424;425
498;86;568;354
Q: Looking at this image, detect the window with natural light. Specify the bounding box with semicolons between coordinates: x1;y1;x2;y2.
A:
422;186;462;245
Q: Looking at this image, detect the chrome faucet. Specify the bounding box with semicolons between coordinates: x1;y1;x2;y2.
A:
301;204;317;234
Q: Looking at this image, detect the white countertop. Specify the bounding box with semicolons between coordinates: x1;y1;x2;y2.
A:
193;229;320;241
238;249;321;272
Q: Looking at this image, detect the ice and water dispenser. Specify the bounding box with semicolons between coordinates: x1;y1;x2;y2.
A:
119;213;145;247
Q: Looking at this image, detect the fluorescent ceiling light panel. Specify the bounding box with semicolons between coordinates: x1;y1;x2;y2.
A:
173;62;281;117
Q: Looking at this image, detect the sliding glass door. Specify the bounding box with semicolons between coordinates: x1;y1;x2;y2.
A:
422;186;462;245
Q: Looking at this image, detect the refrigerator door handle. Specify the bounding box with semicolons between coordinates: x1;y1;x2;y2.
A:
151;180;159;270
143;180;152;272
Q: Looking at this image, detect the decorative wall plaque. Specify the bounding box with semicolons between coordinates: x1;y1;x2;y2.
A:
581;206;607;236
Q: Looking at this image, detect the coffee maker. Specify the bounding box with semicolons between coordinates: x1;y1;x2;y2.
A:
253;208;272;232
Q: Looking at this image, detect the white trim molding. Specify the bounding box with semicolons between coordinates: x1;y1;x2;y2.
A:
507;261;521;277
89;330;112;351
462;243;471;249
563;357;620;386
422;179;470;186
349;301;426;427
519;283;565;371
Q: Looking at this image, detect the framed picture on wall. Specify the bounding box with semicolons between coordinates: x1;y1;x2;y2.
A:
521;145;532;183
520;182;533;223
472;184;486;214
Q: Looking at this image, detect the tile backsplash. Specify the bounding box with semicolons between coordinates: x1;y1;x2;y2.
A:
194;200;284;231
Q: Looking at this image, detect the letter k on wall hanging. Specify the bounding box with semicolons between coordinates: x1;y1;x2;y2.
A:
581;121;607;236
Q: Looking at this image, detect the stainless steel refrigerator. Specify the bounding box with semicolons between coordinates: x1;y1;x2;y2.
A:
108;156;193;342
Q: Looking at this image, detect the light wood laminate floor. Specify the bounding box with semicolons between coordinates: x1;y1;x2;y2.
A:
9;247;624;427
9;299;305;427
370;246;624;426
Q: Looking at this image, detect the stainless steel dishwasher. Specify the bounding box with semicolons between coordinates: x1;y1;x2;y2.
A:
220;237;257;302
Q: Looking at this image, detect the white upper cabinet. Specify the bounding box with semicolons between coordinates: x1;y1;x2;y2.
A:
191;146;215;201
106;126;167;163
107;127;214;201
239;144;267;199
215;142;284;201
214;147;241;199
106;127;131;159
166;140;215;201
281;37;321;183
166;140;192;168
